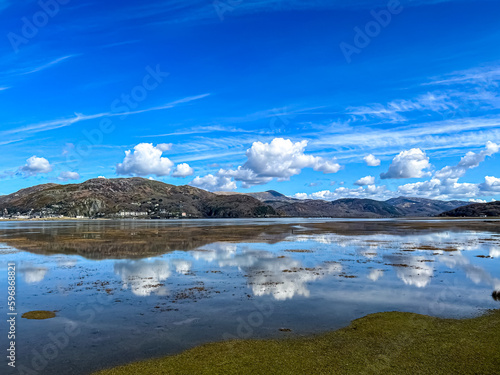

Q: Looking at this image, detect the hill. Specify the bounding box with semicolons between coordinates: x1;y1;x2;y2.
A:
439;201;500;217
0;178;276;219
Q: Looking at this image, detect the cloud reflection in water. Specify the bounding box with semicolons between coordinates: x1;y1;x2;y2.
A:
114;260;171;296
19;266;48;284
194;243;342;300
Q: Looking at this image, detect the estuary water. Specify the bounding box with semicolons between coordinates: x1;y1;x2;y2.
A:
1;218;499;374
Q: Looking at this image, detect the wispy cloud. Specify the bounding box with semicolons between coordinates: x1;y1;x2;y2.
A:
18;55;76;76
139;105;323;138
313;117;500;151
79;0;460;29
219;106;323;124
0;55;77;88
0;139;23;146
333;63;500;158
346;63;500;127
347;90;500;123
424;65;500;86
99;40;141;49
140;125;256;138
0;94;211;137
179;151;243;163
348;92;459;122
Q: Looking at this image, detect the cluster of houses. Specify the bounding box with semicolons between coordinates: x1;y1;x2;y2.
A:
0;208;190;220
0;208;68;220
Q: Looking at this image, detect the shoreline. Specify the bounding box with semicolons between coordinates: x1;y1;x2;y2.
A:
93;309;500;375
1;216;500;222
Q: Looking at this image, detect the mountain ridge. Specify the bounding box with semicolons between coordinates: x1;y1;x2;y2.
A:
0;178;471;219
215;191;469;217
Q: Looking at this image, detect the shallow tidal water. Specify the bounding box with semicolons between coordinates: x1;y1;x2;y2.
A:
1;218;499;375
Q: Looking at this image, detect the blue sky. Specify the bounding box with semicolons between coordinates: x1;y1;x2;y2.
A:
1;0;500;201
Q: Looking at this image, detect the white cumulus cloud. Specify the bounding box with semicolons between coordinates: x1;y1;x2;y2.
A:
364;154;381;166
190;173;237;191
434;141;499;180
18;156;52;176
295;185;394;201
116;143;174;177
380;148;431;179
219;167;272;188
58;171;80;181
192;138;341;190
479;176;500;194
355;175;375;186
396;143;499;200
469;199;487;203
172;163;194;178
398;178;479;200
243;138;341;179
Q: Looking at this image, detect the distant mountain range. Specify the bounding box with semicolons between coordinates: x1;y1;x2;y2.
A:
0;178;478;219
221;192;469;218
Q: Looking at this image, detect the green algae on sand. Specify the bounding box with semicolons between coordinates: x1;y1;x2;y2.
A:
22;311;56;320
93;309;500;375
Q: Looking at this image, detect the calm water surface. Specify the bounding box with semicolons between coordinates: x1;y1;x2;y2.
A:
1;219;499;374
